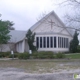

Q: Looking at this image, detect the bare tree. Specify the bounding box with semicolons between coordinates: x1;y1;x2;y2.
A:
58;0;80;30
36;11;47;21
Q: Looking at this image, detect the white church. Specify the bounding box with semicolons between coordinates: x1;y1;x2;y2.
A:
0;11;73;53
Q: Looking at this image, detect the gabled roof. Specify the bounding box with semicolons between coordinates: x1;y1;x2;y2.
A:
30;11;73;37
8;11;74;43
8;30;27;43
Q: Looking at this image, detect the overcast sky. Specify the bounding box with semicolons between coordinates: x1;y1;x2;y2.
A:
0;0;68;30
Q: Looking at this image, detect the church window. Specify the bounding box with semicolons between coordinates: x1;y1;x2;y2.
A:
66;38;69;48
58;37;60;48
50;37;53;48
43;37;46;48
40;37;42;48
58;37;69;48
62;37;63;48
47;37;49;48
54;37;56;48
64;38;65;48
60;37;61;48
36;37;39;48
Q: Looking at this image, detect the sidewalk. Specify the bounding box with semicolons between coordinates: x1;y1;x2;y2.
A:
0;58;18;60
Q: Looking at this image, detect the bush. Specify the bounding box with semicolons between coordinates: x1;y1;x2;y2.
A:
31;52;38;59
9;53;19;58
18;52;30;59
33;51;54;59
56;53;65;59
0;52;19;58
0;52;11;58
77;45;80;52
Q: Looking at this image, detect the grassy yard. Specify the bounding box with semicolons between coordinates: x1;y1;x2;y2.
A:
0;53;80;73
0;59;80;73
65;53;80;59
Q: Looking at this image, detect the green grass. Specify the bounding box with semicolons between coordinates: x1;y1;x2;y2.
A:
66;53;80;59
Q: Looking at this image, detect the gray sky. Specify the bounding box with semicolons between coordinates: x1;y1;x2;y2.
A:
0;0;67;30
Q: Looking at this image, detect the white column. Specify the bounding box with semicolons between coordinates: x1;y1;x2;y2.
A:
57;36;58;48
53;37;54;48
39;37;40;49
22;40;25;53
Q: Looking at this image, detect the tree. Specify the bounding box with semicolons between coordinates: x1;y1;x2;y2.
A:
0;20;11;52
26;29;36;52
69;30;79;53
0;14;15;30
4;20;15;30
37;11;47;21
59;0;80;29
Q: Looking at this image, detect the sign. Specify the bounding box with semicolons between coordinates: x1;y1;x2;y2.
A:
11;51;14;55
29;50;32;54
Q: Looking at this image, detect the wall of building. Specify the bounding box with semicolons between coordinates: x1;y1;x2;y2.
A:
16;39;29;53
32;13;73;52
0;43;15;52
16;41;23;53
24;40;29;52
35;34;72;52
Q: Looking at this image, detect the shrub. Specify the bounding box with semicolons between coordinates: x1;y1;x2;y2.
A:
0;52;3;58
9;53;19;58
77;45;80;52
0;52;11;58
31;52;38;59
56;53;65;59
18;52;30;59
31;51;54;59
37;51;54;59
0;52;19;58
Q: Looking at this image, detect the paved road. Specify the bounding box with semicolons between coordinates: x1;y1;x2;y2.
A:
0;68;79;80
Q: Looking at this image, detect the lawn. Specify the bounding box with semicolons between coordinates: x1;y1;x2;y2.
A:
0;59;80;73
65;53;80;59
0;53;80;73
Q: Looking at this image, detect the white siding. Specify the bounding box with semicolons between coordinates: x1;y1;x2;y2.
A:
32;13;73;52
16;40;29;53
33;14;70;36
16;41;23;53
25;40;29;52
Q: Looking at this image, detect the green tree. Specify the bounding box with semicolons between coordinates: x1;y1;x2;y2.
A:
0;14;15;30
26;29;36;51
4;20;15;30
0;20;11;52
69;30;79;53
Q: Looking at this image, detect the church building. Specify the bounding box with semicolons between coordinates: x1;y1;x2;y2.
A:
0;11;73;53
30;11;73;52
